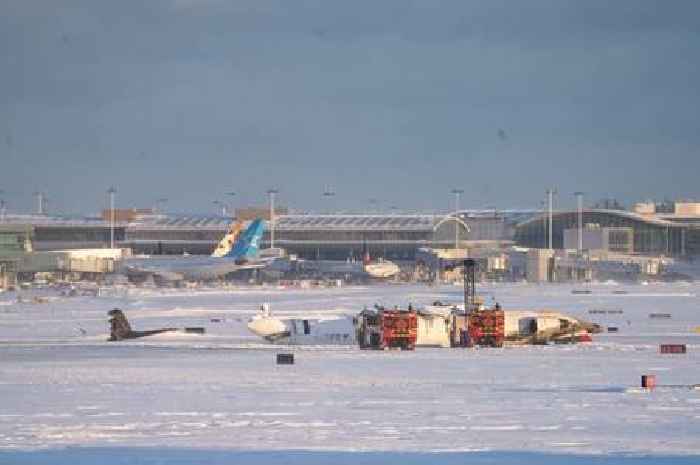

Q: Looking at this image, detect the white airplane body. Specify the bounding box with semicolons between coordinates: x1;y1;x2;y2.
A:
248;303;599;346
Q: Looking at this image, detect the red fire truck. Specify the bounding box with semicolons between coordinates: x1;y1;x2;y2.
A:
358;308;417;350
467;309;505;348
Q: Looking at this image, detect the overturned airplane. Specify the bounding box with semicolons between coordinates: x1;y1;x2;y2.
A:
248;258;600;348
246;303;601;348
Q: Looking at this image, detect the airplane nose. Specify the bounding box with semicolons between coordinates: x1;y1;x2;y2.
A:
246;318;265;336
247;316;286;338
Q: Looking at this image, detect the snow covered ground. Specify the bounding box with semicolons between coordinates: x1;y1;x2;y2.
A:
1;282;699;464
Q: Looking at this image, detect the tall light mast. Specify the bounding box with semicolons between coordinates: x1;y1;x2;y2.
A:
546;188;557;250
322;186;335;213
267;189;278;249
574;192;584;253
225;192;236;218
451;188;464;249
107;187;116;249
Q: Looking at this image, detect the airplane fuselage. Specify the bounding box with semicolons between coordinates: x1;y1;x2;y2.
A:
121;256;261;282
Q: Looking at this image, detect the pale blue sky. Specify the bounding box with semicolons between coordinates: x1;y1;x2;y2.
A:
1;1;699;214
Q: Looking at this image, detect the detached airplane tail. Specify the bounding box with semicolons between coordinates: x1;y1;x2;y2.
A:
108;308;176;341
211;221;244;257
224;218;265;261
108;308;133;341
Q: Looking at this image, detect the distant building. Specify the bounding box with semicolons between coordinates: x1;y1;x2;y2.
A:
0;225;33;288
0;210;533;261
515;209;699;257
526;249;554;283
102;208;154;222
235;207;288;221
674;202;700;217
563;226;634;254
633;202;656;215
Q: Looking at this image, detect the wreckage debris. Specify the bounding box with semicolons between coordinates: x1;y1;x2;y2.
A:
107;308;178;341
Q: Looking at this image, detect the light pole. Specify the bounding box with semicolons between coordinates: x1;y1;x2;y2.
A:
546;188;557;250
574;192;584;254
107;187;116;249
225;192;236;218
451;189;464;249
322;186;335;213
33;191;46;215
368;198;378;213
267;189;278;249
540;199;546;248
154;198;168;214
0;189;5;222
213;200;226;217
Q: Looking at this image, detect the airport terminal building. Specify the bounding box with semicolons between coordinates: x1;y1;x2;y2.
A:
514;208;700;256
3;205;700;270
1;211;522;261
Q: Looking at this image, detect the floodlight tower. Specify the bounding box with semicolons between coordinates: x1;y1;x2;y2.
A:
322;186;335;213
574;192;584;254
225;192;236;218
540;199;547;248
267;189;278;249
33;191;46;215
213;200;226;217
0;189;5;223
451;188;464;249
368;198;378;213
154;197;168;214
546;188;557;250
107;187;116;249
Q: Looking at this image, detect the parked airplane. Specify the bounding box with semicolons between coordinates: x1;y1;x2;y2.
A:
211;221;244;257
362;250;400;279
121;218;276;284
290;253;400;280
364;258;400;279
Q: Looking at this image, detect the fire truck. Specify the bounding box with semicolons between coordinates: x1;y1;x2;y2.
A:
357;308;418;350
467;309;505;347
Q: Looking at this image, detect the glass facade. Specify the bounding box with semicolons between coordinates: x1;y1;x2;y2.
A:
515;211;690;256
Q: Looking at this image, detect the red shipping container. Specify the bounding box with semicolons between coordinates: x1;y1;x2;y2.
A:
641;375;656;389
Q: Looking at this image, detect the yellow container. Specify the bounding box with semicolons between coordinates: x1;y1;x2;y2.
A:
693;326;700;334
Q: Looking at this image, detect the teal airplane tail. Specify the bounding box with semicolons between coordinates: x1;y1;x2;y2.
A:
224;218;265;260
